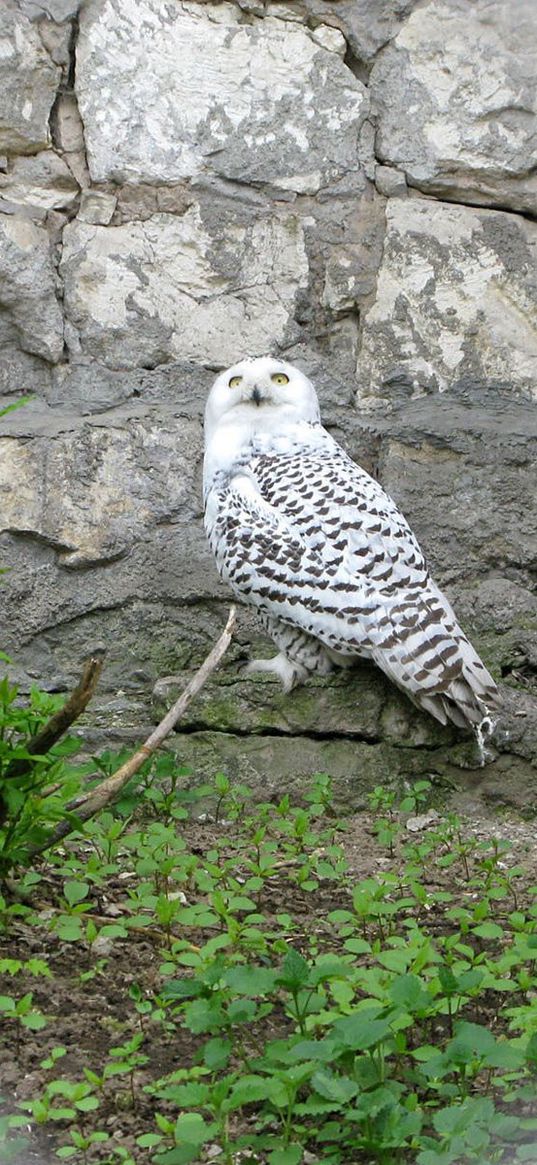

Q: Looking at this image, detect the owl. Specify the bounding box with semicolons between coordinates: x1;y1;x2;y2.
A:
203;356;499;731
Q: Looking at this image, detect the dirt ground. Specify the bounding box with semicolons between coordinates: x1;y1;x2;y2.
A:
1;806;537;1165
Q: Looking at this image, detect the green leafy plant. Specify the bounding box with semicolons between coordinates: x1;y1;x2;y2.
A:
1;774;536;1164
0;676;89;880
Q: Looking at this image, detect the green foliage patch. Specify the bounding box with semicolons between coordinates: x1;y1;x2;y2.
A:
0;670;95;878
0;752;536;1164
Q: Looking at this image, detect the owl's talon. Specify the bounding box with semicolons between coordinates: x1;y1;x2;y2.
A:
244;653;306;693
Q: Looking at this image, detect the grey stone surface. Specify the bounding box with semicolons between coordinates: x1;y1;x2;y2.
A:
154;668;394;744
36;17;73;70
316;193;386;316
0;215;64;363
51;94;91;190
76;0;368;192
0;0;535;803
372;399;537;597
78;190;117;225
0;1;61;155
0;403;201;568
356;198;537;406
370;0;537;213
148;670;537;810
0;349;52;398
284;0;419;63
53;95;85;157
374;165;407;198
20;0;82;20
0;151;79;214
60;203;309;368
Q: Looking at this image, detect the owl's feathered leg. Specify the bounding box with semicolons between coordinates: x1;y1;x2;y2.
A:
246;613;334;692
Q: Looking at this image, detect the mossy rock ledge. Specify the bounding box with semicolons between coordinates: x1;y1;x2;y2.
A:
151;662;537;814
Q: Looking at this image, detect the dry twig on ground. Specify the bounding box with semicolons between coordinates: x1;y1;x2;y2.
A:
5;651;106;782
28;606;237;857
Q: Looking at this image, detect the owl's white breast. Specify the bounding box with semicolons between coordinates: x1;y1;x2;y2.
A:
203;403;325;497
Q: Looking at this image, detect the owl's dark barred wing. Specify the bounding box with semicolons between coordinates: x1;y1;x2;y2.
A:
205;432;499;728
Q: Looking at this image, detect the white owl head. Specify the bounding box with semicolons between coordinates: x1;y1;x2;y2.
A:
204;356;320;443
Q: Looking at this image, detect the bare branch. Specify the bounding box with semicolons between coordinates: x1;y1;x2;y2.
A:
28;607;237;857
5;651;106;781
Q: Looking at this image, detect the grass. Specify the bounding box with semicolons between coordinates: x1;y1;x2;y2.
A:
0;761;536;1165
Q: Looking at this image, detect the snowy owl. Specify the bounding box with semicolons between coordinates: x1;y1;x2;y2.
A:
203;356;499;730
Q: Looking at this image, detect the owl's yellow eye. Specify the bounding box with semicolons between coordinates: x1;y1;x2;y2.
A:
271;373;289;386
228;375;242;389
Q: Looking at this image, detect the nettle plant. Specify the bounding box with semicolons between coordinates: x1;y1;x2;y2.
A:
1;767;536;1165
0;671;95;883
140;806;537;1165
0;675;77;874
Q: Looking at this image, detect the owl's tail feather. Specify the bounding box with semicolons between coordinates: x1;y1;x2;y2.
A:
374;632;500;733
415;683;497;731
416;680;499;766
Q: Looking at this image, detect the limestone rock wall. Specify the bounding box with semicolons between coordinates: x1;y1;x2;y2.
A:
1;0;536;807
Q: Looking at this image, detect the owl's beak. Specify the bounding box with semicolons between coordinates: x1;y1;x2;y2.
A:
251;386;262;406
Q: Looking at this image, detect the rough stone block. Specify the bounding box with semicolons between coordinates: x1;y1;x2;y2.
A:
155;669;382;740
320;195;386;314
310;24;346;55
0;525;226;693
0;215;64;363
356;198;537;405
0;407;201;569
61;203;309;368
78;190;117;225
153;666;454;748
0;349;52;399
300;0;418;63
370;0;537;213
0;1;61;155
166;731;445;809
382;422;536;601
76;0;367;192
53;94;86;157
374;165;407;198
0;151;79;214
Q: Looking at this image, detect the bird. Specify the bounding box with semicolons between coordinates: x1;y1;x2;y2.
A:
203;355;500;732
